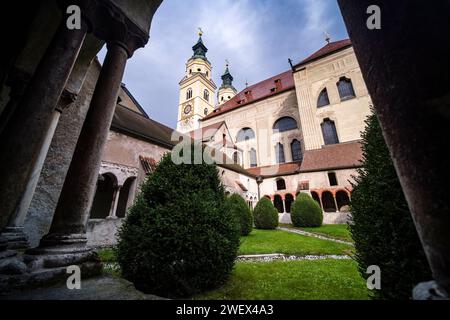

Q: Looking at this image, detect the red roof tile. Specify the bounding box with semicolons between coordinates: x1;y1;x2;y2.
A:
300;141;363;172
203;70;295;120
293;39;352;68
246;162;302;177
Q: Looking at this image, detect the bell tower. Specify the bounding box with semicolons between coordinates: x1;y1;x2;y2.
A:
177;28;216;133
218;61;237;105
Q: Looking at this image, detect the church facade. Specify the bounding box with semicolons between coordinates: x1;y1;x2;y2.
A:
177;34;372;224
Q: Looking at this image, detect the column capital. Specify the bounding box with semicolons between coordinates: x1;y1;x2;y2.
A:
79;0;150;58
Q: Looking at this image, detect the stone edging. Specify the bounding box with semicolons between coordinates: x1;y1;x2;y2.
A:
237;253;352;263
277;227;354;246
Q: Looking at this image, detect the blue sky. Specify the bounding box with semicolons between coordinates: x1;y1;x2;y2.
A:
100;0;348;128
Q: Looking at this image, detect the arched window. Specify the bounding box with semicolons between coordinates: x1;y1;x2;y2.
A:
274;195;284;213
285;194;294;213
321;119;339;145
337;77;355;101
273;117;298;133
317;88;330;108
291;139;303;161
204;89;209;101
276;179;286;191
186;88;193;100
249;148;257;168
204;108;208;116
236;128;255;142
233;151;240;165
275;143;285;164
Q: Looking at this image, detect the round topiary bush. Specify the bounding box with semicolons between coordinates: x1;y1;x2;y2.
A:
116;147;240;298
291;193;323;227
226;194;253;236
253;197;278;230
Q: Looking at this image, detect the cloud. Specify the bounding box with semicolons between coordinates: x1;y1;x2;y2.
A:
105;0;347;128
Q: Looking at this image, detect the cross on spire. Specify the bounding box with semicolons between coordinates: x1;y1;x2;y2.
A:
198;27;203;37
324;31;331;44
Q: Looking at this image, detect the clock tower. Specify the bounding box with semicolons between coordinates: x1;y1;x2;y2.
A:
177;29;217;133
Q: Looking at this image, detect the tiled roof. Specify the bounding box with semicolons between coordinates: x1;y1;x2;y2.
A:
300;141;363;172
203;70;295;120
188;121;225;140
293;39;352;68
246;162;302;177
111;104;175;149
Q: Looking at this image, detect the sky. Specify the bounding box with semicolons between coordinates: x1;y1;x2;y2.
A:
99;0;349;129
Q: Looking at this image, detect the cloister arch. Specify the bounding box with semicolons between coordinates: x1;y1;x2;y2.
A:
284;194;294;213
90;172;118;219
273;194;284;213
310;191;321;208
336;190;351;212
322;191;337;212
115;176;137;218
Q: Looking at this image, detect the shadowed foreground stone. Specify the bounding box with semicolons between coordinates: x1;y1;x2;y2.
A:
1;275;166;300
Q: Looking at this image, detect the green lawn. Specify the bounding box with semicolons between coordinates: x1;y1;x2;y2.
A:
195;259;369;300
280;224;353;242
239;229;353;256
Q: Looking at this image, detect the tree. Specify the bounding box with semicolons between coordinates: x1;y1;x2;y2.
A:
253;197;278;230
291;193;323;227
226;194;253;236
116;148;240;298
350;109;431;299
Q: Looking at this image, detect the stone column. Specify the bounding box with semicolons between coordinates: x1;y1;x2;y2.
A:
318;193;324;212
333;194;339;213
338;0;450;298
0;20;87;230
108;185;122;219
42;42;129;244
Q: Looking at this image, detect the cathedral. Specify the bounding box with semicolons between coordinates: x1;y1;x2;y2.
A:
176;31;372;224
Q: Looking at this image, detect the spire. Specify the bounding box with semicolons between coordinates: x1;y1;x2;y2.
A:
192;27;208;60
220;60;235;90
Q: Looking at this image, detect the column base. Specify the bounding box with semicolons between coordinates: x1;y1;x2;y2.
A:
0;226;29;250
413;280;449;300
0;233;102;295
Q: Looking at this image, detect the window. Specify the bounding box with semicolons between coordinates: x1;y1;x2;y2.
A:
291;139;303;161
222;134;226;147
186;88;193;100
206;71;209;77
204;89;209;101
236;128;255;142
197;68;201;72
249;148;257;168
273;117;298;133
276;179;286;191
328;172;338;186
337;77;355;101
233;151;240;165
317;88;330;108
321;119;339;145
221;96;224;101
189;69;192;74
204;108;208;115
275;143;285;164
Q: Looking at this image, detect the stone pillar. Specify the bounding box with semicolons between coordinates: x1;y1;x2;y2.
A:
0;20;87;230
338;0;450;298
333;194;339;213
108;185;122;219
318;193;324;212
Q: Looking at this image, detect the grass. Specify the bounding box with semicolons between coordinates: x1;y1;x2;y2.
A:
195;259;369;300
239;229;353;256
96;248;121;276
280;224;353;242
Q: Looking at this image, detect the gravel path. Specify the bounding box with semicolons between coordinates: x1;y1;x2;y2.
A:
278;227;354;246
237;253;352;263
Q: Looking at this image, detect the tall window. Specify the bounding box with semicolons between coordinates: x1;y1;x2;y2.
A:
186;88;193;100
204;108;208;115
249;148;257;168
275;143;285;164
236;128;255;142
291;139;303;161
233;151;240;165
276;179;286;191
204;89;209;101
317;88;330;108
273;117;298;133
337;77;355;101
328;172;338;186
321;119;339;145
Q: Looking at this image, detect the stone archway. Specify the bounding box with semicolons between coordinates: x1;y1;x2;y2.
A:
284;194;294;213
311;191;321;208
336;190;350;212
322;191;336;212
115;176;136;218
273;194;284;213
90;172;118;219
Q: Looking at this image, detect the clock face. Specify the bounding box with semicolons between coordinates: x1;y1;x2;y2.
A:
184;105;192;114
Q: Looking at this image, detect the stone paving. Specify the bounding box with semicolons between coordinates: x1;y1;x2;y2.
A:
237;253;351;263
278;227;354;246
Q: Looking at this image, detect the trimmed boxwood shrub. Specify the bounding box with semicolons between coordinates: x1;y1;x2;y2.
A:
253;197;278;230
291;193;323;227
226;194;253;236
350;110;431;299
116;147;240;298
